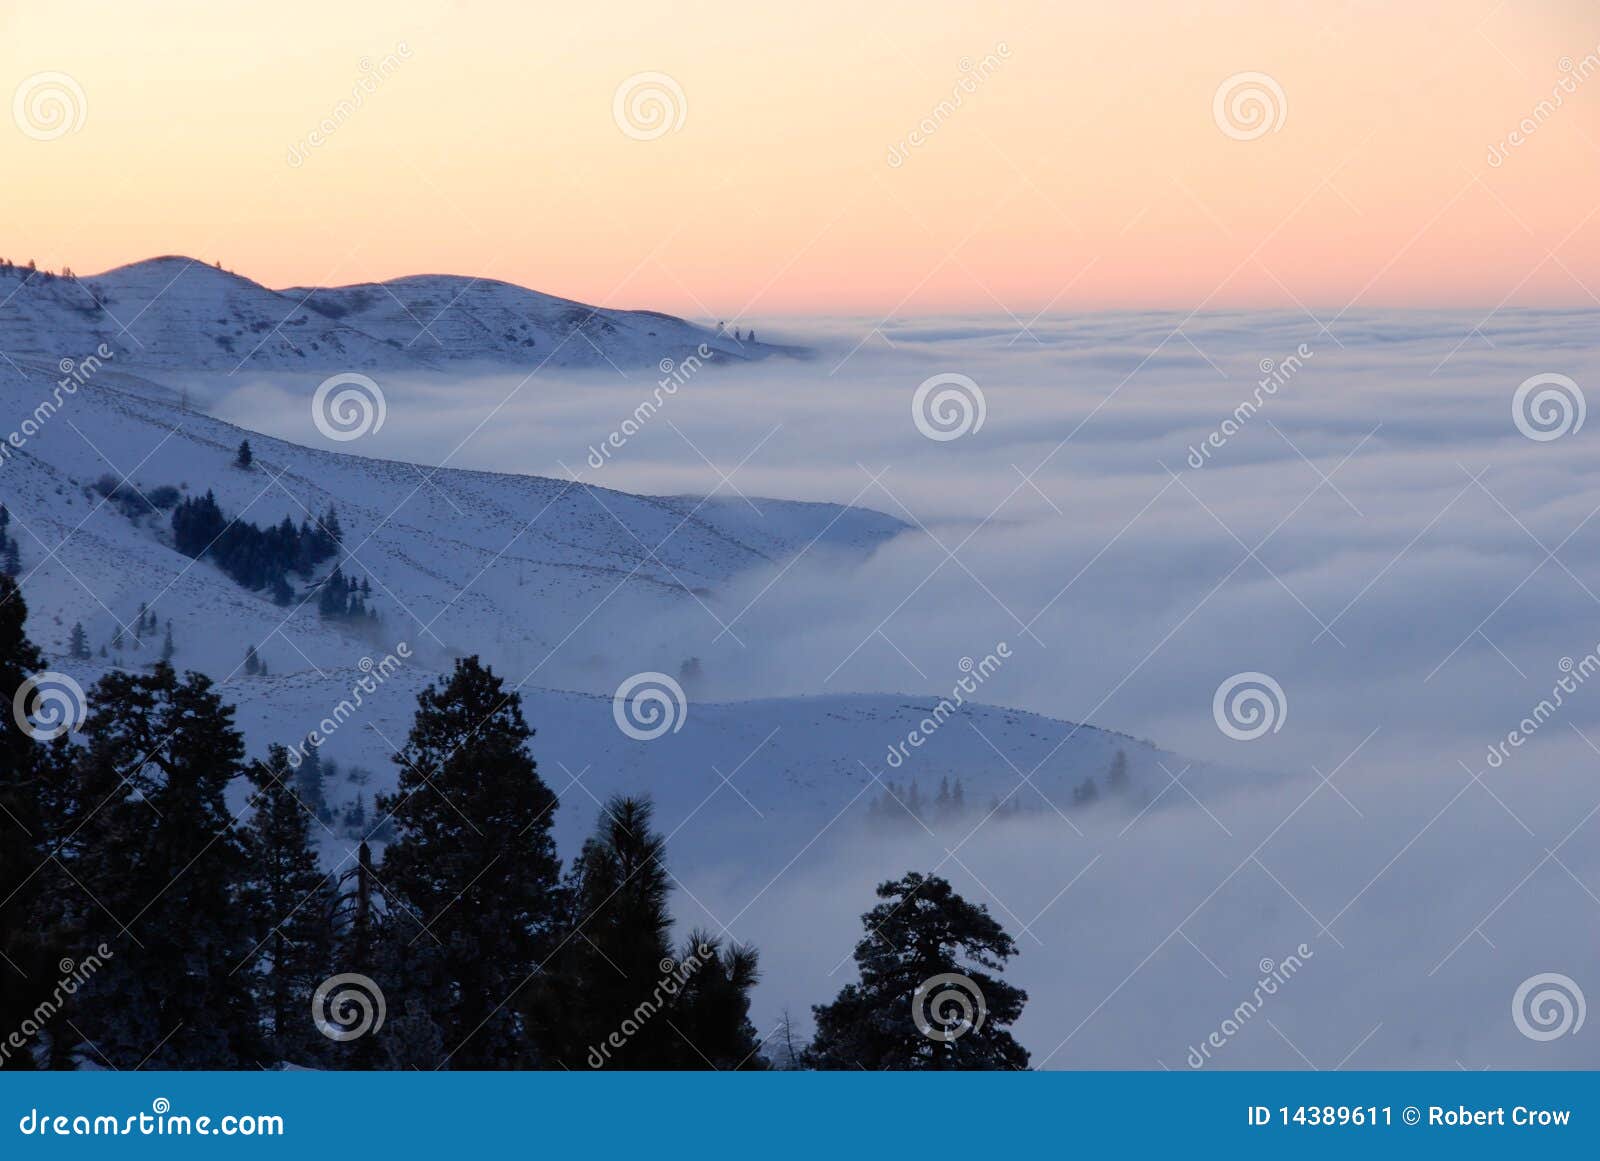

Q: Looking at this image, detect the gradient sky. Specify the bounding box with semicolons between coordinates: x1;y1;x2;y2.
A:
3;0;1598;316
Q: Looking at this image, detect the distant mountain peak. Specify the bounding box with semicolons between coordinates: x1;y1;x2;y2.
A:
0;254;807;372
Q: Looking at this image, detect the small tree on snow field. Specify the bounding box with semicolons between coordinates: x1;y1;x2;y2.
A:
1106;748;1129;795
234;439;253;469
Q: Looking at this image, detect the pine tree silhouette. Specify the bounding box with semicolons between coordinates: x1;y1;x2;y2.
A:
64;664;261;1067
806;872;1029;1069
378;657;561;1067
1106;748;1130;795
0;576;73;1070
241;745;335;1065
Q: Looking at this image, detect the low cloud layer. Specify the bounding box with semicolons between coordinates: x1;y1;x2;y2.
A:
211;309;1600;1066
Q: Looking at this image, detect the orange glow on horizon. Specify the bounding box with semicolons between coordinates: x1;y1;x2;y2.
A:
2;0;1597;318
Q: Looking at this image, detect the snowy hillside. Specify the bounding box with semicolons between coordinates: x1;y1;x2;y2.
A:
0;257;800;373
0;358;900;684
0;351;1231;865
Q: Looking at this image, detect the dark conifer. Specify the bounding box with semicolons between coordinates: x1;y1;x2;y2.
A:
0;576;68;1069
241;745;335;1064
64;664;260;1067
805;872;1029;1070
526;796;673;1068
1106;749;1130;795
378;657;561;1068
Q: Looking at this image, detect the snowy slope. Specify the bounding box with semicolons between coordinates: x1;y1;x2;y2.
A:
3;348;1215;860
0;358;901;686
0;257;798;373
0;352;1234;858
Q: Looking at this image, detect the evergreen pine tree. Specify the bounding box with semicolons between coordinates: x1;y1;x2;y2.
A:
525;796;674;1068
160;622;174;663
292;744;327;817
234;439;253;469
805;872;1029;1070
68;621;90;660
1106;749;1130;795
668;931;766;1069
1073;777;1099;806
0;576;69;1070
241;745;335;1064
64;664;261;1067
378;657;561;1068
318;568;348;618
244;644;261;675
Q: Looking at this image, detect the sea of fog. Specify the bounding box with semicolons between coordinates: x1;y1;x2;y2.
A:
212;309;1600;1068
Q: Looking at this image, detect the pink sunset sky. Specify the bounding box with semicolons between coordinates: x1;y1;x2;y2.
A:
3;0;1598;317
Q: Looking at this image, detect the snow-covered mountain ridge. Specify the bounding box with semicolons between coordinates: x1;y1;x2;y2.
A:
0;256;802;373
